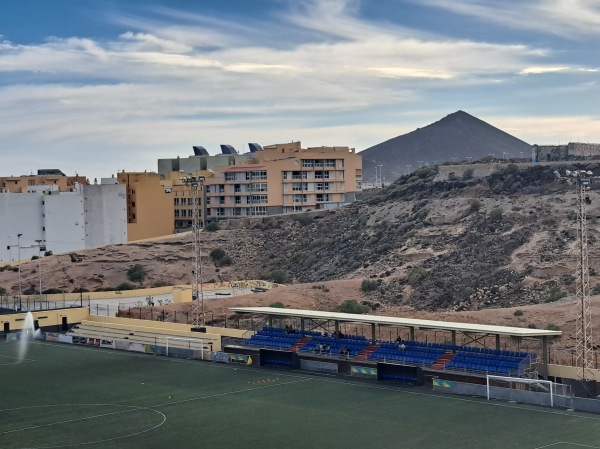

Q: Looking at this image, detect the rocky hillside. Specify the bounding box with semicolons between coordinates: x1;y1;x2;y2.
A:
2;162;599;314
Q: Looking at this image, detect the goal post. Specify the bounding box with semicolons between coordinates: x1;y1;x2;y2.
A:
486;375;570;407
165;336;212;360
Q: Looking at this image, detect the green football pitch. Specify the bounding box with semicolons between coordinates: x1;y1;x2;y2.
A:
2;341;600;449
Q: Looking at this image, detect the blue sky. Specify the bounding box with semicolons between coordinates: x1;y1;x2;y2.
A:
1;0;599;180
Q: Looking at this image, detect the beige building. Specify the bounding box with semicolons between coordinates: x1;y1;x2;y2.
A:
160;142;362;231
0;170;88;193
117;172;174;241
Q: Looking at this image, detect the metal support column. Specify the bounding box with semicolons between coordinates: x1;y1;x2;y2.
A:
300;317;305;332
495;334;500;350
451;330;456;345
541;336;549;379
335;321;340;333
371;323;376;343
268;316;273;327
409;327;415;341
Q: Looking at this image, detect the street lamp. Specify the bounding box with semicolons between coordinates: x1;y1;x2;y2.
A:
35;239;45;304
17;233;22;309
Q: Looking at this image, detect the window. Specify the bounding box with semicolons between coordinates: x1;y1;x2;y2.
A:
252;170;267;180
314;159;324;168
206;198;211;205
251;183;267;192
293;194;307;203
245;172;252;181
175;210;180;217
205;185;211;193
302;159;314;168
235;196;242;204
219;196;225;205
325;159;336;167
234;208;242;216
316;182;324;191
174;198;180;206
250;194;268;204
131;202;136;207
225;173;235;181
234;184;241;193
292;171;307;180
283;171;290;180
251;206;267;216
315;171;330;179
187;198;194;206
218;184;225;193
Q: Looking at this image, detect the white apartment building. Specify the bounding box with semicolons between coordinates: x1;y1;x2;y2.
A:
0;179;127;263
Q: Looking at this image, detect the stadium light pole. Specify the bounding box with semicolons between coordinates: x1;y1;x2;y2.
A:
555;169;596;380
17;233;22;309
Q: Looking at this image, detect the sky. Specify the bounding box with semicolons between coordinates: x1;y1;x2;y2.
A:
1;0;600;181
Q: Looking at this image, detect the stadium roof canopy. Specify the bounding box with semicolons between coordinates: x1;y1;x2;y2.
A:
229;307;562;338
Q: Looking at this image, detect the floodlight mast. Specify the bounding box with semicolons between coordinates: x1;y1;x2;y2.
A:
185;177;204;327
574;176;594;380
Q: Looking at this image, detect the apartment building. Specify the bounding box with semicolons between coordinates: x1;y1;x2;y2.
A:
116;172;174;241
0;174;126;262
160;141;362;231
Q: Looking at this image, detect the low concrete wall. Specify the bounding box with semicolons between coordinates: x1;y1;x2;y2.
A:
1;307;89;333
549;364;600;382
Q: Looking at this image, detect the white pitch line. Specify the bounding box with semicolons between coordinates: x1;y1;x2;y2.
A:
532;443;600;449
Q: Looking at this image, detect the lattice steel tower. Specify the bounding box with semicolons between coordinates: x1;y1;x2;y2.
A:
574;176;594;380
188;178;205;327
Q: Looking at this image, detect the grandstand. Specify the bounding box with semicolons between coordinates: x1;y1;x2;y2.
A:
232;307;553;381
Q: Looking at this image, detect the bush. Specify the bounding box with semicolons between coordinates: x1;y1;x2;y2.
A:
338;300;370;314
210;248;226;262
116;282;136;291
127;264;147;284
489;207;504;221
468;199;481;213
546;323;560;331
31;255;39;260
42;288;64;294
269;270;290;284
361;279;379;292
592;284;600;295
269;302;286;308
0;265;10;272
44;251;53;257
407;267;427;285
462;168;474;179
514;309;524;316
506;163;519;173
544;286;566;303
205;222;220;232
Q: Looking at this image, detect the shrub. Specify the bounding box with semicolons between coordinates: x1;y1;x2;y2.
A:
462;168;474;179
116;281;136;291
407;267;427;285
44;251;53;257
210;248;226;262
514;309;524;317
151;280;170;288
205;222;220;232
31;255;39;260
592;284;600;295
338;300;370;314
489;207;504;221
357;214;369;226
0;265;10;272
269;270;290;284
468;199;481;213
544;286;566;303
361;279;379;292
546;323;560;331
127;264;147;284
42;288;64;294
269;302;286;308
220;255;233;266
506;163;519;173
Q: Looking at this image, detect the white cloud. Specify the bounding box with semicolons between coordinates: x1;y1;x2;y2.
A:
420;0;600;38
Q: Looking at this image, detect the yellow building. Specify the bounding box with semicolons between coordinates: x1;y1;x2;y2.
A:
117;172;174;241
0;170;88;193
160;142;362;231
